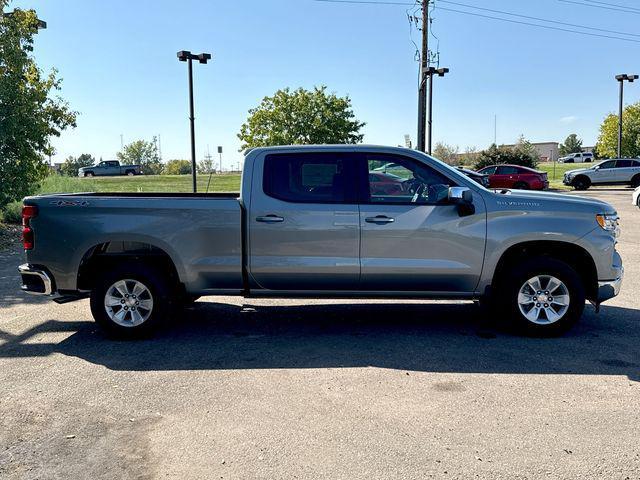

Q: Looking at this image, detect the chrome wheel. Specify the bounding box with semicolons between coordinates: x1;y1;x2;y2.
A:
104;279;153;327
517;275;570;325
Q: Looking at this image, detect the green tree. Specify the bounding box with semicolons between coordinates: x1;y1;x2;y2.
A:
595;102;640;158
197;156;215;174
474;141;539;170
432;142;459;165
559;134;583;156
238;86;365;150
117;137;163;175
0;3;77;207
59;153;94;176
164;159;192;175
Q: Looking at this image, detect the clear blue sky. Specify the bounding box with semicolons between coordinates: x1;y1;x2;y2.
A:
11;0;640;168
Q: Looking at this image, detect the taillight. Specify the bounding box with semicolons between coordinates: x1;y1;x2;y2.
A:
22;205;38;250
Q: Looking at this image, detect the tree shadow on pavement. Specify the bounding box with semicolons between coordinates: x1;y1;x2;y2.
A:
1;300;638;381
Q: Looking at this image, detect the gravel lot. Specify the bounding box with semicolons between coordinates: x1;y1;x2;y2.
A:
1;188;639;479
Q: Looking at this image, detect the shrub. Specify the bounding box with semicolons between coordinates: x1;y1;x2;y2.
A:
474;142;539;170
2;201;23;224
164;159;192;175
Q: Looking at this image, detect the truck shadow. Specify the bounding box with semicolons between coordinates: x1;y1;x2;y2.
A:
1;301;638;381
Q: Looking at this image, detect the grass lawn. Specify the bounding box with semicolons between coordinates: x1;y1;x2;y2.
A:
38;173;242;194
537;162;582;190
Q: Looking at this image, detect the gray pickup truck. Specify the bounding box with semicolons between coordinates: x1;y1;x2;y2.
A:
19;145;623;337
78;160;141;177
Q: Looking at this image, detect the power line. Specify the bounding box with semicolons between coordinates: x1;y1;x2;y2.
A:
584;0;640;11
436;6;640;43
441;0;640;38
558;0;640;14
313;0;640;42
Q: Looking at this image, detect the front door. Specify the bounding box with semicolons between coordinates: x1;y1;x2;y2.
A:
359;153;486;293
592;160;617;184
248;151;360;290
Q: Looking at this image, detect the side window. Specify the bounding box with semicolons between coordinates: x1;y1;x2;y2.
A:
599;161;615;169
615;160;632;168
366;154;454;205
263;153;354;204
98;162;106;167
632;161;640;167
480;166;497;175
497;166;519;175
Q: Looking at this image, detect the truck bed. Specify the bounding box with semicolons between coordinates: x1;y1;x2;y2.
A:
24;192;244;293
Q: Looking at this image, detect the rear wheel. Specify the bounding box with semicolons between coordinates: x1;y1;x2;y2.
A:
513;181;529;190
90;264;172;338
126;170;135;176
572;176;591;190
631;174;640;188
497;257;585;336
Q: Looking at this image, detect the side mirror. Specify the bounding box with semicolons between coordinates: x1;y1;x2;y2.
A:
593;165;600;170
448;186;473;204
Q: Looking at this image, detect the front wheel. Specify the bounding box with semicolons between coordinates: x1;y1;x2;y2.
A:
84;172;94;177
572;176;591;190
498;257;585;336
90;264;172;338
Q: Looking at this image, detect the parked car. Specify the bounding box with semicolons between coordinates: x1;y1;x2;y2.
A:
369;172;405;196
456;167;490;188
563;158;640;190
477;164;549;190
558;152;593;163
633;186;640;208
79;160;141;177
19;145;622;338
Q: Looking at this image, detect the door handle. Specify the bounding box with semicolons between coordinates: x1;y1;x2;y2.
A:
256;215;284;223
365;215;395;224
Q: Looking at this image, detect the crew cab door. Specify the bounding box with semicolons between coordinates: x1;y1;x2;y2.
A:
358;153;486;293
248;152;360;290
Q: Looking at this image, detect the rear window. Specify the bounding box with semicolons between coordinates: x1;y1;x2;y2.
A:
497;166;519;175
263;153;355;203
615;160;633;168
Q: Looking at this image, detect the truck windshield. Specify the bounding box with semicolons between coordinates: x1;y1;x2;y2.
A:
416;151;490;191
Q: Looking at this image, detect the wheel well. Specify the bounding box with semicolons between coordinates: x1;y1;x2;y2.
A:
77;241;181;291
493;241;598;299
573;174;591;183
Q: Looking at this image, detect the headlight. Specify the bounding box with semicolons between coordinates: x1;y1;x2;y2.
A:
596;213;620;237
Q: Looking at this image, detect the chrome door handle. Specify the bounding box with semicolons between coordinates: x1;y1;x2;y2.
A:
256;215;284;223
365;215;395;224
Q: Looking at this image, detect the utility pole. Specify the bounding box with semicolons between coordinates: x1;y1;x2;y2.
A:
217;146;223;173
426;66;449;154
417;0;429;152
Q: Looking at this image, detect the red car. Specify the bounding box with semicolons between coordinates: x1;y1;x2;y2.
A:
477;164;549;190
368;172;405;195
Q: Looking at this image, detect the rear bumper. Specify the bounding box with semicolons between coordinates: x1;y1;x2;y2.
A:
597;267;624;303
18;263;55;296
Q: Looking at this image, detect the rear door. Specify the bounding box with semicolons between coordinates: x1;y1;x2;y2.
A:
493;165;519;188
358;153;486;293
612;159;634;183
248;151;360;290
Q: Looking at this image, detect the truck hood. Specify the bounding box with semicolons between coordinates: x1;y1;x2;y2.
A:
492;188;615;213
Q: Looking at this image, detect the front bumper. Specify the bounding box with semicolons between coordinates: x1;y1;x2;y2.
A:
18;264;54;296
597;267;624;303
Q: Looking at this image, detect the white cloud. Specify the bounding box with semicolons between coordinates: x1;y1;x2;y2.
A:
560;115;578;124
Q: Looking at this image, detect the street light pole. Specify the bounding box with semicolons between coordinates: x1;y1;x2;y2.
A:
615;74;638;159
426;67;449;155
177;50;211;193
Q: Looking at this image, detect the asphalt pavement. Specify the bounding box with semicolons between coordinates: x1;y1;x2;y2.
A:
1;187;639;479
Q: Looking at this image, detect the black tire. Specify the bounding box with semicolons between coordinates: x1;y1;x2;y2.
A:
572;176;591;190
631;175;640;188
84;172;94;177
496;257;585;337
90;264;172;338
513;181;529;190
126;170;135;176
